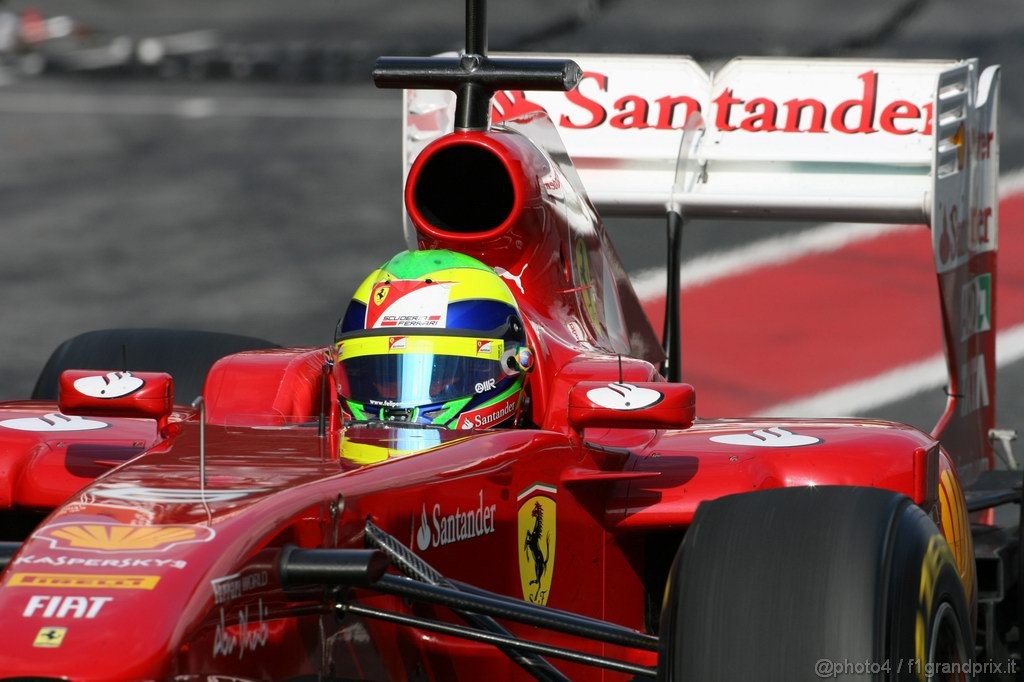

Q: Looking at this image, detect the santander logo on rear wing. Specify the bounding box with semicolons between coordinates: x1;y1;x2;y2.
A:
404;54;997;269
403;52;1002;475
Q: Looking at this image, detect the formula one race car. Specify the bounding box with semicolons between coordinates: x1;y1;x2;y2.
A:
0;1;1014;680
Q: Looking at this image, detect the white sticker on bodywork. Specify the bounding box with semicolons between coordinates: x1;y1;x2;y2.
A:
73;371;144;399
586;383;663;410
0;413;108;432
710;427;821;447
415;490;496;551
23;595;112;619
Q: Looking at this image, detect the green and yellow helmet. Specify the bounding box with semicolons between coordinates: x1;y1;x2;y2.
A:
334;250;534;429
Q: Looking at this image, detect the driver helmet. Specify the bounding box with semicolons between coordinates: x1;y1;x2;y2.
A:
334;250;534;429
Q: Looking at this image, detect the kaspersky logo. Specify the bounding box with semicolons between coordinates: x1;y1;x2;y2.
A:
35;522;215;553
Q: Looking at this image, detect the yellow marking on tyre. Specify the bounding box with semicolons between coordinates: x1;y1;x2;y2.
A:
950;469;973;596
938;469;974;603
916;535;957;682
938;480;955;556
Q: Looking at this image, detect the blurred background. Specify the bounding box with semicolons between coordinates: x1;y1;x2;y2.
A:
0;0;1019;442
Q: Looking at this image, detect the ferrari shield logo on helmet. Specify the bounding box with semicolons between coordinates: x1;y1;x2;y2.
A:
372;283;390;306
365;280;452;329
518;483;557;605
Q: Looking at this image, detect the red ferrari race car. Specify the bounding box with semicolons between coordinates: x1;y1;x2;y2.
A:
0;2;1015;680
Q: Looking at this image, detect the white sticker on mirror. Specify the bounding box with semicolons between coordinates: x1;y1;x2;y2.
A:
586;383;663;411
73;372;144;399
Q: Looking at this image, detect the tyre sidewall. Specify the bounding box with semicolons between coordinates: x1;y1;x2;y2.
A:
657;487;973;682
887;504;972;681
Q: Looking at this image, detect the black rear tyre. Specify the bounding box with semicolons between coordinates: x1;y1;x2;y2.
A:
32;328;278;404
658;486;972;681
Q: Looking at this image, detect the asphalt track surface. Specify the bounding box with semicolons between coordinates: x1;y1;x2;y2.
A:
0;0;1021;444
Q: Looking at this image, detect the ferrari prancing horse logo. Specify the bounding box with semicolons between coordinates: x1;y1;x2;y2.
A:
373;284;390;306
517;483;557;605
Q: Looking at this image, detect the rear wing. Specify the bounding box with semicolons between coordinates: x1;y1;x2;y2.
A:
402;55;1001;475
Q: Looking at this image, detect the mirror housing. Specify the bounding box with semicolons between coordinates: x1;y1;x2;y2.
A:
567;381;695;430
58;370;175;430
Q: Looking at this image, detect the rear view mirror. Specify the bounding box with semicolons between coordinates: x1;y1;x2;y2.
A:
567;381;695;430
58;370;174;430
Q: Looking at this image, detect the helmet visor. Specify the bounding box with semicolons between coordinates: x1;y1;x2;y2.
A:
336;335;510;408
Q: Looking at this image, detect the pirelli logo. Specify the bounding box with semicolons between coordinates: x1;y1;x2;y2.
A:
8;572;160;590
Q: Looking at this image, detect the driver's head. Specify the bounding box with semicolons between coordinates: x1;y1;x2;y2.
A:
334;250;533;429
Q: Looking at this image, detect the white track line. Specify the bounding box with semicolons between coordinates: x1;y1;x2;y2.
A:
762;323;1024;417
633;168;1024;301
632;170;1024;416
0;92;399;119
632;221;919;300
